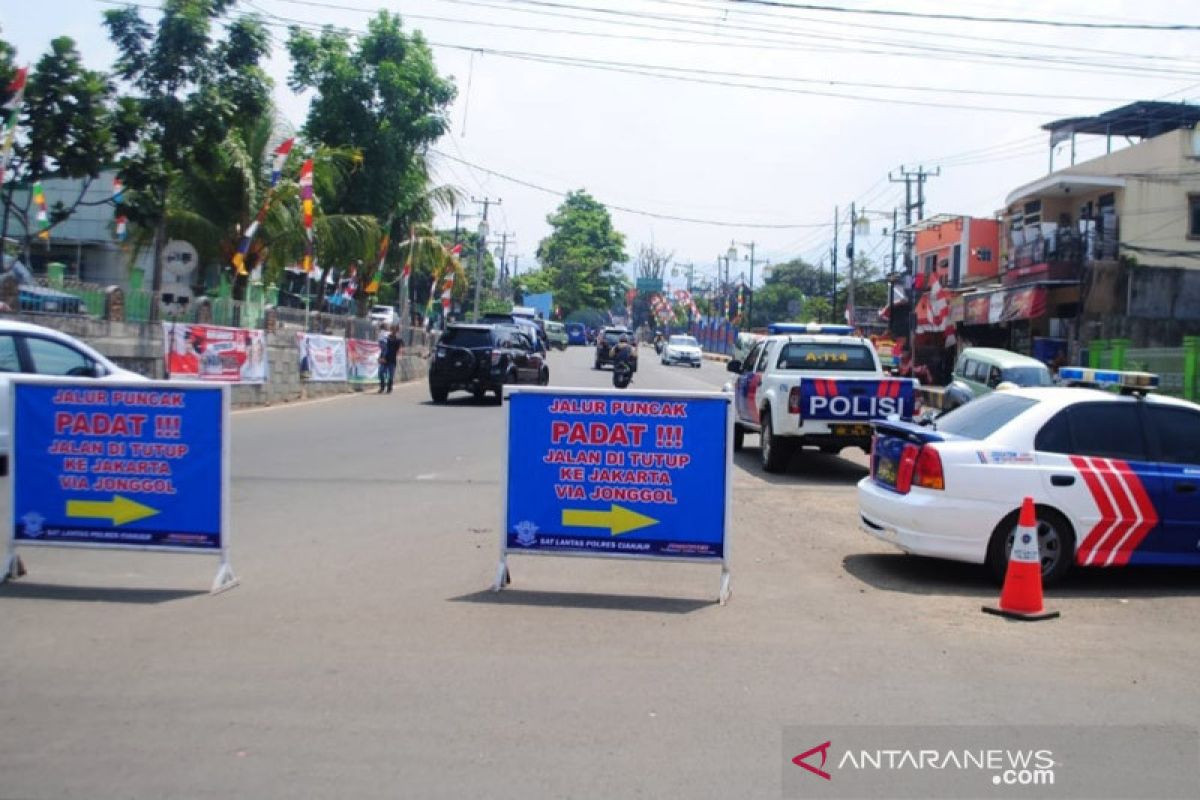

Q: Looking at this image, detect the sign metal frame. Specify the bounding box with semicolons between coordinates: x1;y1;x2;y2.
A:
3;376;236;594
494;386;733;604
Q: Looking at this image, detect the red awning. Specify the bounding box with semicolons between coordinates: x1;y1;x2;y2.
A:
961;285;1047;325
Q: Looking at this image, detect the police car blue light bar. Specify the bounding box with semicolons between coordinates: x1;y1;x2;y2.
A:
1059;367;1159;389
767;323;854;336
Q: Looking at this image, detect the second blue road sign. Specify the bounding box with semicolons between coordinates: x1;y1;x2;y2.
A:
499;387;733;602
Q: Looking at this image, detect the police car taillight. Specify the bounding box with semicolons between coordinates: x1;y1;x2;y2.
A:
894;444;920;493
914;445;945;491
788;386;801;414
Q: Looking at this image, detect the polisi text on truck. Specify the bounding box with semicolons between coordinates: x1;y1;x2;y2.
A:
807;395;903;419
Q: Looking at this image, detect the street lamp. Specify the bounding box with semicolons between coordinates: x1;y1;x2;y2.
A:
845;205;894;328
729;240;758;330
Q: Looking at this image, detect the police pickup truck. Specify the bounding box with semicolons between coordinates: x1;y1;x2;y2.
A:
726;323;917;472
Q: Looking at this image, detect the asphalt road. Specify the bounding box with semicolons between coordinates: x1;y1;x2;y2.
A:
1;344;1198;799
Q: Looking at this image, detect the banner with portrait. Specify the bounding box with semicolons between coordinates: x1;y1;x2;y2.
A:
346;338;381;384
296;333;348;382
162;322;268;383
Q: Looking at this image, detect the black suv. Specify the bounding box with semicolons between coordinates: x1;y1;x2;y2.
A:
429;324;549;404
594;327;638;371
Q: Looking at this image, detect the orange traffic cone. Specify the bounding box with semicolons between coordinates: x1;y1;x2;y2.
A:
982;497;1060;621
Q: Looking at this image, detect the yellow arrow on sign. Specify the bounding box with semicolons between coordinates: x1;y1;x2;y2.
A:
561;504;658;536
66;495;160;526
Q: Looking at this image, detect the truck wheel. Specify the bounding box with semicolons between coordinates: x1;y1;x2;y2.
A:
430;385;448;404
594;360;602;370
733;424;745;452
760;410;791;473
985;506;1075;587
538;368;550;386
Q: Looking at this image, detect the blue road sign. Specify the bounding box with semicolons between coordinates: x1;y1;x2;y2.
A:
504;390;730;563
11;382;225;551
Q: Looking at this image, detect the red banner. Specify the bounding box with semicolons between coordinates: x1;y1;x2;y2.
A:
163;323;267;383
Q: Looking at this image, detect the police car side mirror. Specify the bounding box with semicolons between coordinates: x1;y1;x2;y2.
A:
727;360;742;373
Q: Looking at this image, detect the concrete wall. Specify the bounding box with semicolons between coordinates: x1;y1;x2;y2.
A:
1080;262;1200;346
4;312;430;408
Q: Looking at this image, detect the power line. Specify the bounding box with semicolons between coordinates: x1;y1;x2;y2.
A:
726;0;1200;31
260;0;1200;80
432;149;831;228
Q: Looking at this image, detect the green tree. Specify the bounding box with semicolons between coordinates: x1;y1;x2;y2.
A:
534;190;628;316
162;110;383;301
0;36;133;261
287;12;456;224
747;256;827;328
104;0;272;318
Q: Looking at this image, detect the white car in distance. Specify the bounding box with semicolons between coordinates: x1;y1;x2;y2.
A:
661;335;703;368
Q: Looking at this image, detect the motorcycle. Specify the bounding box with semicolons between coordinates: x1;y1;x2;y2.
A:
654;338;664;355
612;361;633;389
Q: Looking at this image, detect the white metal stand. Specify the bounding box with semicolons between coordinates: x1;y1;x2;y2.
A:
719;568;731;606
210;559;239;594
492;559;510;592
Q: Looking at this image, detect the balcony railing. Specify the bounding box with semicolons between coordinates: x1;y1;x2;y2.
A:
1005;221;1119;274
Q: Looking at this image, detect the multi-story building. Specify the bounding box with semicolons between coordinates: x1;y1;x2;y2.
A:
998;101;1200;354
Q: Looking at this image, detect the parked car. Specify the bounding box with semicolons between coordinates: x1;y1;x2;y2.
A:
0;320;147;474
429;323;549;404
661;335;702;368
859;368;1200;586
566;322;587;346
951;348;1052;397
369;305;398;327
544;321;568;350
594;327;638;371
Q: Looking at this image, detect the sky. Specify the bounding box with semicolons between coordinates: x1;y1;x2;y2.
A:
5;0;1200;294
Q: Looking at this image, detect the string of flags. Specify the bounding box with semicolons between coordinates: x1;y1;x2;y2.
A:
299;157;315;273
32;181;49;240
0;67;27;186
232;138;294;276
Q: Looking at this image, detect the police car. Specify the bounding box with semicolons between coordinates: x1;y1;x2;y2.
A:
727;323;915;472
858;368;1200;585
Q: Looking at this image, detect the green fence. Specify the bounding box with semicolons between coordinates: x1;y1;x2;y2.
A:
1088;338;1200;399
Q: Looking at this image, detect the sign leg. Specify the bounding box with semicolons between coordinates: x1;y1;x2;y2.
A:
211;559;239;595
2;551;24;583
492;559;510;592
719;568;731;606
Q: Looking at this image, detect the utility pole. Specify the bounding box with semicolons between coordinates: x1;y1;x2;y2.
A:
889;165;939;364
830;206;839;324
471;196;500;320
889;207;898;325
847;202;857;327
677;261;695;291
452;208;476;246
494;231;513;291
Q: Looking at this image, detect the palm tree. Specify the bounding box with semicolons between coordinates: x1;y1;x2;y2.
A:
163;110;381;301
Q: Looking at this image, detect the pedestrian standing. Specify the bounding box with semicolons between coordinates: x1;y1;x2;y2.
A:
379;324;401;394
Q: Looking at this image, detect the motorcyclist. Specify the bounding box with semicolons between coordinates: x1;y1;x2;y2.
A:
613;334;634;366
612;334;634;388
